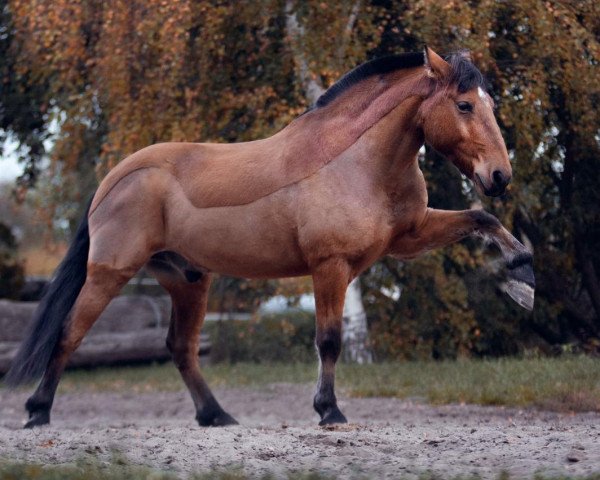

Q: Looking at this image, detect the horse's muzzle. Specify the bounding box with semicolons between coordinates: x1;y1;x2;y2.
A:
477;171;510;197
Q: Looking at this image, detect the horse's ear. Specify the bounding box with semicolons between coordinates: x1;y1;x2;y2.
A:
424;46;451;81
456;50;473;62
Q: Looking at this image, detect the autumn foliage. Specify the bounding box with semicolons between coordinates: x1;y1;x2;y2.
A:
1;0;598;357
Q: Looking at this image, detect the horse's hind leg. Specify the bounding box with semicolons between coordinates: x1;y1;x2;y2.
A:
24;263;138;428
149;256;237;427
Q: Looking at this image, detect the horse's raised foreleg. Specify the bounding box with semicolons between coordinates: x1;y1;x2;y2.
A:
390;208;535;309
311;258;351;425
24;263;135;428
152;267;237;427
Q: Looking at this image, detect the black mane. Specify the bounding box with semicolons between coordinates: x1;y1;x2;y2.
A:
446;53;486;94
315;52;424;108
314;51;486;109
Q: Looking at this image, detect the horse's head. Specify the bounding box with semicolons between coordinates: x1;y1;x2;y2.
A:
418;47;511;197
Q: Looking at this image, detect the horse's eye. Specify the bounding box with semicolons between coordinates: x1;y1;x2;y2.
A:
457;101;473;113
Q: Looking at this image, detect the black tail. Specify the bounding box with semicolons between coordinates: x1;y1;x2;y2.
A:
4;201;92;386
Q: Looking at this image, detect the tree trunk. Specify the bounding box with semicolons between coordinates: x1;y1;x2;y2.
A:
285;1;372;363
576;237;600;324
342;277;373;363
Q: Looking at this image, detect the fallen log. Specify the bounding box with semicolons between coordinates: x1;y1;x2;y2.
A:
0;328;211;373
0;296;211;375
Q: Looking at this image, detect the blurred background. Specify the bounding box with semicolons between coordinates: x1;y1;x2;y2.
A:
0;0;598;367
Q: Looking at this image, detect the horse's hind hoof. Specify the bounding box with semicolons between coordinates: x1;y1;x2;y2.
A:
318;407;348;426
210;411;238;427
196;407;238;427
24;411;50;429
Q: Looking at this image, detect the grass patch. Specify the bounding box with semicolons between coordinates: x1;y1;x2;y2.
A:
336;356;600;412
0;460;598;480
0;459;340;480
52;362;317;395
5;356;600;412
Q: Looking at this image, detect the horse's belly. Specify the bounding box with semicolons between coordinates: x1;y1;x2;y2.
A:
165;191;307;278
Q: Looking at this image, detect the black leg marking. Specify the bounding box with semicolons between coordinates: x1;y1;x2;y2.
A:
316;327;342;362
314;327;347;426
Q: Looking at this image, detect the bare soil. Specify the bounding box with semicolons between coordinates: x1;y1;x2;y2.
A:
1;384;599;478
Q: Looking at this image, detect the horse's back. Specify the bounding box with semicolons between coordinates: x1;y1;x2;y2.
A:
91;115;332;215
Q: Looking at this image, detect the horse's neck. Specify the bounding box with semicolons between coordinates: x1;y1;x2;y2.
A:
280;68;428;169
363;94;425;167
314;84;426;189
350;94;428;215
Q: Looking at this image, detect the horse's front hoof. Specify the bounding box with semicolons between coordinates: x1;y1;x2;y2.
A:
318;407;348;426
503;279;535;311
196;407;238;427
24;410;50;429
504;254;535;310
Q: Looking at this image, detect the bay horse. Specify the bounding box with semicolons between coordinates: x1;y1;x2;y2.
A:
6;47;534;428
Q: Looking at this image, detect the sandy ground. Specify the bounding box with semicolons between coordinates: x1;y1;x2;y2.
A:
1;384;599;478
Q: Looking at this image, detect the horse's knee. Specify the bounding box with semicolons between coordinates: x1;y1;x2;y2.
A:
316;327;342;363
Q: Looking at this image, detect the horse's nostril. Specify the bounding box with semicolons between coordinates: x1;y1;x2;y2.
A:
492;170;506;187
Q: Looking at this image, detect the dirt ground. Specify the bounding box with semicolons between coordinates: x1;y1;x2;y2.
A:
1;383;599;478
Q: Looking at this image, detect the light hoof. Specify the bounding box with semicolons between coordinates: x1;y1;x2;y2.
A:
503;279;535;311
503;255;535;310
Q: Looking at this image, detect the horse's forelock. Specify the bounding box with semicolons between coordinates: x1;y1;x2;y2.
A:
445;52;487;93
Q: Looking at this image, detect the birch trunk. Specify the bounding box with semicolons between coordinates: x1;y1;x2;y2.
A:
285;0;372;363
342;277;373;363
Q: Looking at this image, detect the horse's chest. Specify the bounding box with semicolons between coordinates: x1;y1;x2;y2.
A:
295;176;393;264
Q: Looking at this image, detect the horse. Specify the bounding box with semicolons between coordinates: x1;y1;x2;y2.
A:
5;47;535;428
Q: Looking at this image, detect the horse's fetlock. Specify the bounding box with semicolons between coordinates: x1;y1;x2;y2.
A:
313;392;337;415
